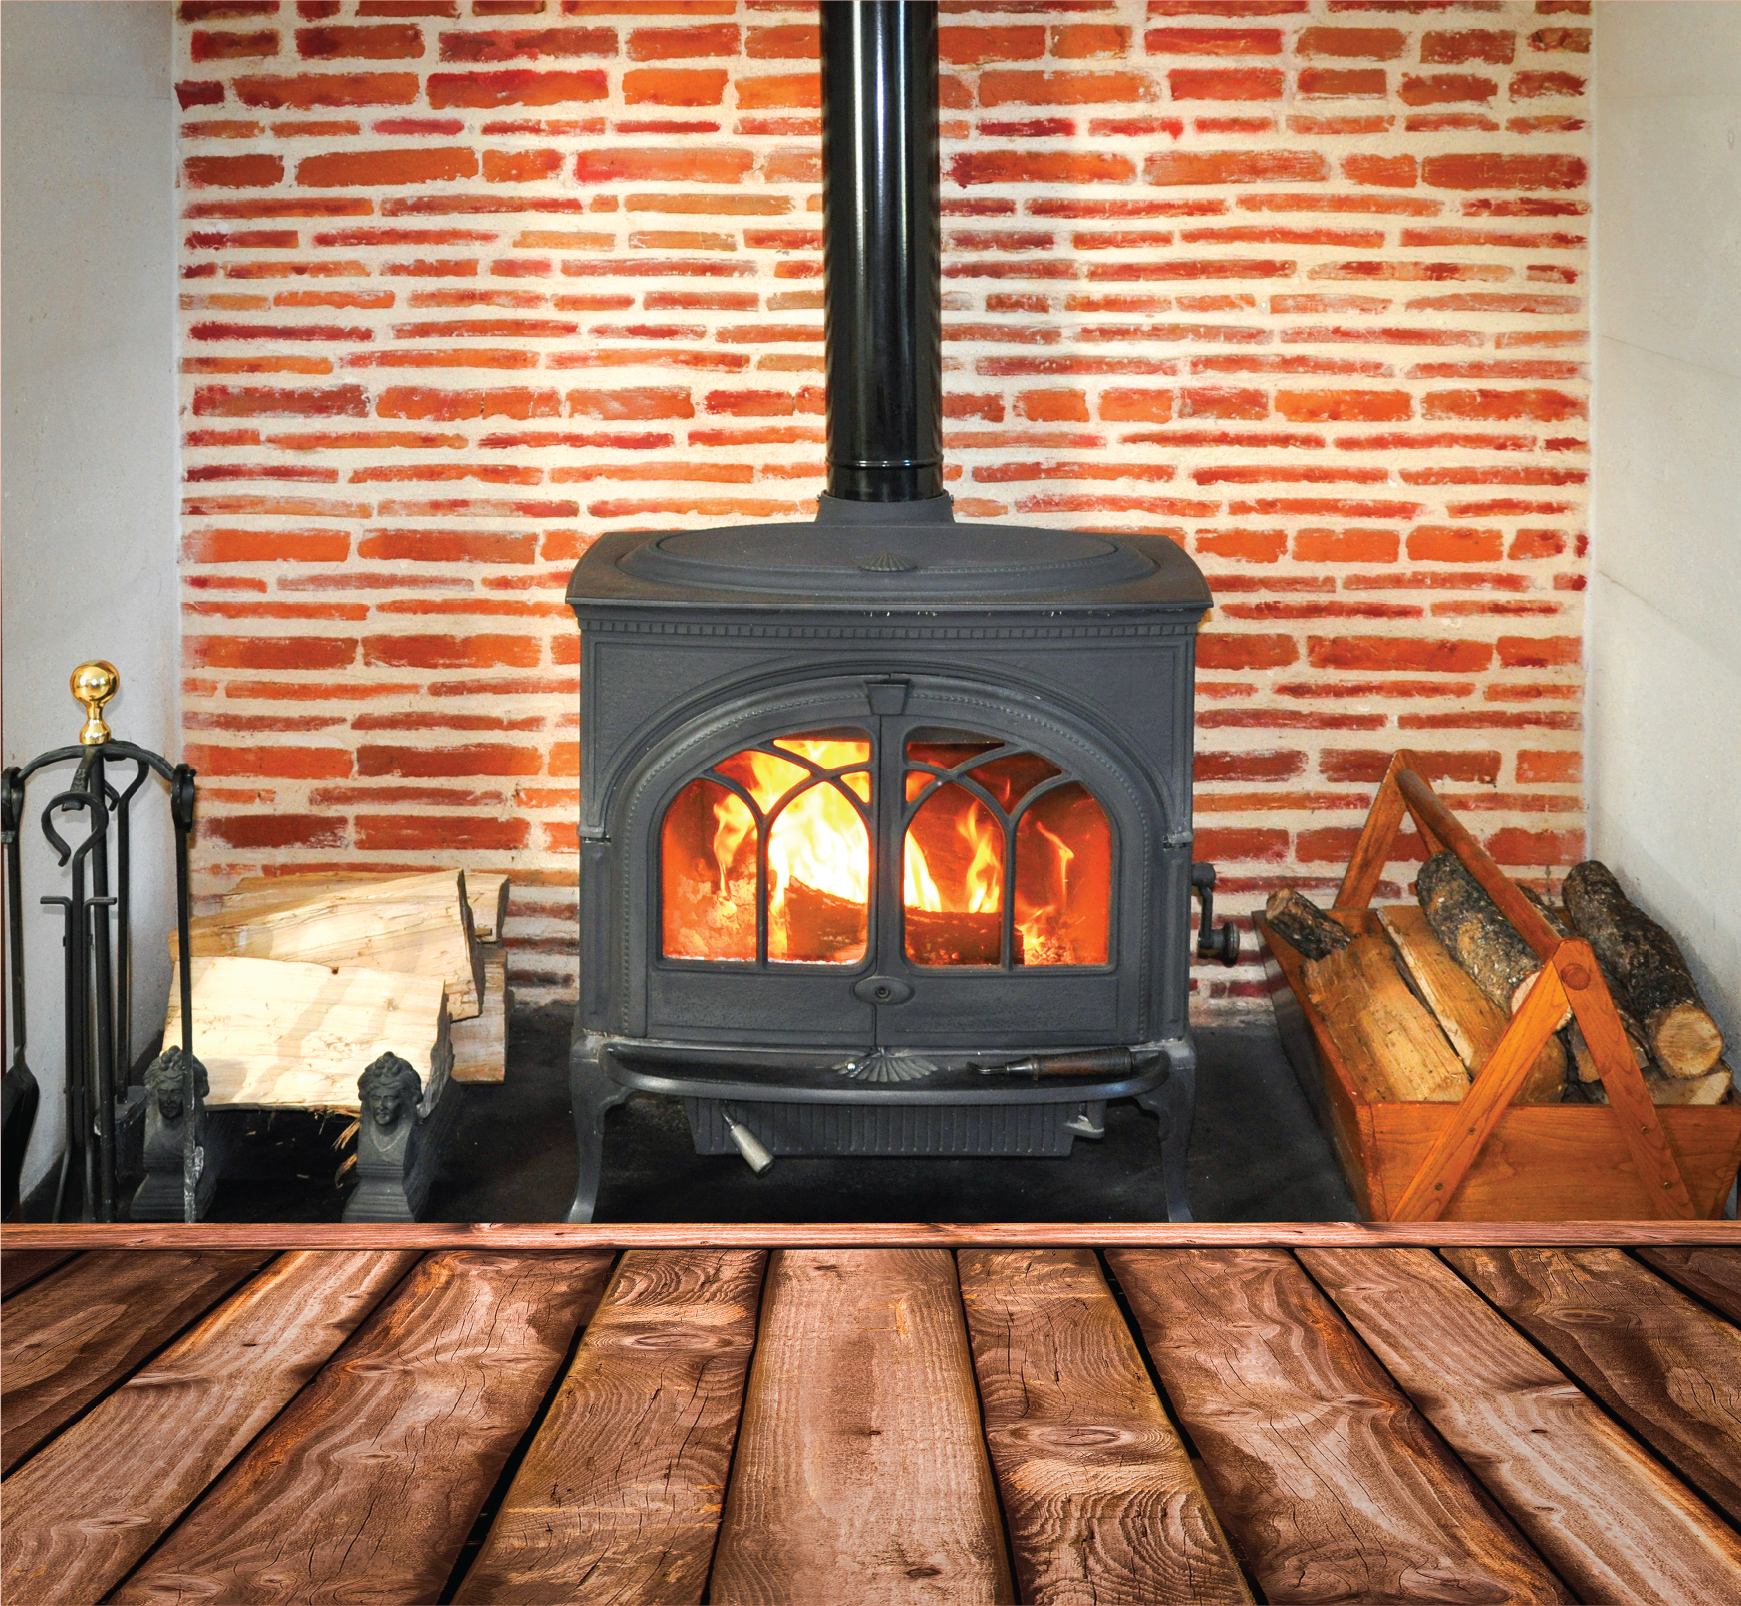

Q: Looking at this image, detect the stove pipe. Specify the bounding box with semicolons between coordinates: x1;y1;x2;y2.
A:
821;1;943;504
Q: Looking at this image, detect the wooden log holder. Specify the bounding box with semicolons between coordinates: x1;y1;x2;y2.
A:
1257;751;1741;1222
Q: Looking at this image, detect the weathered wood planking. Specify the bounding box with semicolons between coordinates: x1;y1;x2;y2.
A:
1301;1246;1741;1604
709;1249;1013;1605
1443;1246;1741;1525
113;1250;615;1606
0;1249;76;1300
1;1250;422;1606
1;1248;273;1476
452;1248;765;1604
957;1248;1251;1606
1106;1247;1567;1606
1636;1244;1741;1322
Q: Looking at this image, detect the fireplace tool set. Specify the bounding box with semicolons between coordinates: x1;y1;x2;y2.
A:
2;664;204;1223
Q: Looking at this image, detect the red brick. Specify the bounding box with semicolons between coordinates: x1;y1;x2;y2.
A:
184;528;352;563
980;70;1159;107
1308;636;1494;673
1344;154;1415;188
186;634;358;671
1486;827;1583;867
297;24;422;57
1407;525;1504;563
1422;388;1585;424
1098;388;1174;423
1296;826;1426;866
1145;150;1327;186
949;151;1136;187
1195;750;1305;782
482;148;564;182
1422;29;1515;65
1298;68;1387;98
1192;827;1290;863
191;29;279;61
1052;24;1129;58
439;26;615;61
1197;528;1288;563
237;78;417;116
1511;70;1585;99
627;24;741;60
193;384;370;417
1276;390;1411;423
1296;27;1404;59
185;745;354;780
576;147;753;183
736;73;820;109
1496;635;1579;668
177;80;227;109
1198;633;1298;670
203;813;349;848
623;67;728;104
1422;153;1587;191
1181;386;1266;420
185;153;285;188
1517;749;1581;783
362;634;541;669
358;529;537;563
1292;527;1399;563
939;25;1046;65
1400;73;1497;106
746;24;818;60
296;147;477;186
1169;68;1283;100
1323;748;1499;785
356;814;530;851
1508;529;1567;560
428;69;608;107
357;743;543;777
566;387;694;420
1530;26;1590;54
1143;28;1282;56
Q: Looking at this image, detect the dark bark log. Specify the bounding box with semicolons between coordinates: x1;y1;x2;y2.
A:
1415;853;1543;1015
1264;888;1352;963
1564;862;1725;1079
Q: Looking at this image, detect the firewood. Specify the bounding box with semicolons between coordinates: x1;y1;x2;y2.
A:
1264;887;1353;962
1377;907;1563;1103
178;870;483;1020
1303;934;1469;1103
225;870;510;943
1415;854;1565;1029
1643;1065;1733;1107
1563;861;1726;1079
164;956;451;1111
451;946;509;1085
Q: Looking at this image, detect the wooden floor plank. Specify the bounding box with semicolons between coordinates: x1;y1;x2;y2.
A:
1105;1247;1567;1606
958;1248;1251;1606
1301;1246;1741;1605
453;1248;765;1605
2;1250;422;1606
708;1248;1012;1606
1;1248;273;1475
1443;1246;1741;1525
112;1250;615;1606
1636;1245;1741;1323
0;1250;77;1300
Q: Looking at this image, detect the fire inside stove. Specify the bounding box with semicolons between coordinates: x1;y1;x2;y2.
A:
661;729;1112;969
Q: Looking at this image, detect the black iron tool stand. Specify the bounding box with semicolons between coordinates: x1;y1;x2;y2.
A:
1;663;205;1222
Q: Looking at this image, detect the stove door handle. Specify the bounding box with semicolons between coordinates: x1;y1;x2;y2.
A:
1191;862;1241;967
852;975;914;1005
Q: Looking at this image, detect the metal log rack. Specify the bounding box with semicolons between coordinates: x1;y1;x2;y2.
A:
1;663;201;1222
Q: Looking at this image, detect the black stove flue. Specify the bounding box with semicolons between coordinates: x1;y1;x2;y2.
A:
560;2;1221;1223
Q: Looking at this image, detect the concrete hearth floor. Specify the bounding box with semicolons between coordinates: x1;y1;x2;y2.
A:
185;1007;1358;1224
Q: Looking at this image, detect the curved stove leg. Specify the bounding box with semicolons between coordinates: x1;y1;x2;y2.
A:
566;1034;627;1224
1136;1045;1197;1223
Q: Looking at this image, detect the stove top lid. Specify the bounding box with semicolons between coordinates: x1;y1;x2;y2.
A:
595;493;1210;607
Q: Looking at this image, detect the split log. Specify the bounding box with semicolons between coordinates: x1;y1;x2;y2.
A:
1644;1066;1733;1107
450;946;508;1085
1263;888;1352;962
1378;907;1564;1103
1415;853;1550;1019
164;956;451;1111
224;870;510;942
1302;935;1470;1103
179;870;483;1020
1564;861;1726;1078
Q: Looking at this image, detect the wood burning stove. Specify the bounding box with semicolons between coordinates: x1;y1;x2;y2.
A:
562;5;1224;1222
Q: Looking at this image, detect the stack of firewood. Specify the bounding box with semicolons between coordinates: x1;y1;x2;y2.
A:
165;870;511;1114
1267;859;1729;1108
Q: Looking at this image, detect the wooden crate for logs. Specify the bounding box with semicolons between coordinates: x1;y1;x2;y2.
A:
1258;752;1741;1222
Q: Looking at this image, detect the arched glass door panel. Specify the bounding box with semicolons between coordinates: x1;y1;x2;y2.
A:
661;777;757;962
1013;781;1112;966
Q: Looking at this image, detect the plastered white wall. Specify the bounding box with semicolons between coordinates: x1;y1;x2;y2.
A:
1590;2;1741;1046
2;1;179;1198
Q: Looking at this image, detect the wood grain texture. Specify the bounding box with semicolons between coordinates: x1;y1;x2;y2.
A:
1;1248;272;1475
1300;1245;1741;1604
1106;1247;1567;1606
1334;752;1412;911
958;1248;1250;1606
453;1248;765;1605
1;1250;422;1606
113;1249;615;1606
709;1249;1013;1606
1443;1246;1741;1523
1637;1246;1741;1322
0;1249;76;1299
7;1222;1741;1251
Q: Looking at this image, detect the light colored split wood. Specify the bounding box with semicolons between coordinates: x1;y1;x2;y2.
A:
225;869;510;944
451;945;508;1085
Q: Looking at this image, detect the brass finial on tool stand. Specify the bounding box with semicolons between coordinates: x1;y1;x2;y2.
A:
71;661;120;746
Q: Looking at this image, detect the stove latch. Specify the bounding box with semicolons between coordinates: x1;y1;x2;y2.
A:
852;975;914;1004
1192;861;1241;967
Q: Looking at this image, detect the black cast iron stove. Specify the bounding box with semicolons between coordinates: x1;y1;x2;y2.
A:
563;4;1224;1222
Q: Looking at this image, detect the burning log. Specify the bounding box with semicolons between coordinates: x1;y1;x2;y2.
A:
904;906;1001;968
778;879;868;964
1264;888;1353;962
1563;861;1726;1079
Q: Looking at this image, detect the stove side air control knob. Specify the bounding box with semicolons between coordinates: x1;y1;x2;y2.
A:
853;976;914;1005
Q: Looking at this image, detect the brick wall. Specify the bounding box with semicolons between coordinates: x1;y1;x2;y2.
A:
175;0;1591;1013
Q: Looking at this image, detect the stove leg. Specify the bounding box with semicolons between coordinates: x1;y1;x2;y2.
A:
1136;1050;1196;1223
566;1036;628;1224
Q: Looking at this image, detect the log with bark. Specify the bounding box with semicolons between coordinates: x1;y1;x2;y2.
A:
1414;853;1552;1020
1563;861;1726;1079
1263;888;1353;962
